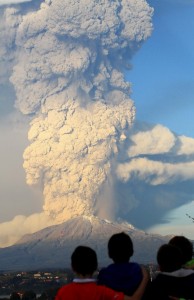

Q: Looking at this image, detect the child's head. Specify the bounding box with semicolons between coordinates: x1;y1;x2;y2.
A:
169;235;193;264
157;244;182;272
108;232;133;263
71;245;98;276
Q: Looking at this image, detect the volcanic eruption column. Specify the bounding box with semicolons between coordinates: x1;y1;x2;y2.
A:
4;0;153;224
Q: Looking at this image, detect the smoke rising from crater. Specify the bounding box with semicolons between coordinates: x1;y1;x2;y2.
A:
1;0;153;224
1;0;194;247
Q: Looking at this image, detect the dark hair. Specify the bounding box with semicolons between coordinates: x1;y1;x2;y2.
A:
108;232;133;263
10;292;21;300
169;236;193;264
22;291;36;300
157;244;182;272
71;246;98;276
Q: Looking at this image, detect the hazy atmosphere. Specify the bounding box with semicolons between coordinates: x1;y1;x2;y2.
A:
0;0;194;247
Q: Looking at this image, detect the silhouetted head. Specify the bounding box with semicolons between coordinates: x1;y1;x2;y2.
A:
71;245;98;276
157;244;183;272
169;235;193;264
10;292;21;300
22;291;36;300
108;232;133;263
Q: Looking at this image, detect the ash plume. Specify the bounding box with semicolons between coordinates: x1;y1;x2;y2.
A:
0;0;153;226
1;0;194;247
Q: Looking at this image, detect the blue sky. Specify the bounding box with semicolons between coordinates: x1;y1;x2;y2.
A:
128;0;194;237
129;0;194;138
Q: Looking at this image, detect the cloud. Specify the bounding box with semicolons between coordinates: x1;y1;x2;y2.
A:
0;7;21;84
113;122;194;228
1;0;194;244
0;0;32;5
117;157;194;185
177;135;194;155
0;0;153;232
23;99;135;223
0;0;156;245
0;213;55;247
127;124;176;157
117;123;194;185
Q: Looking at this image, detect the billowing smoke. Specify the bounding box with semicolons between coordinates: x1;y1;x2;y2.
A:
117;125;194;185
0;0;153;228
117;124;194;185
115;122;194;229
2;0;194;247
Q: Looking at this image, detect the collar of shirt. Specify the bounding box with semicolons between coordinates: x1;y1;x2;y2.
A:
161;268;194;277
73;278;96;283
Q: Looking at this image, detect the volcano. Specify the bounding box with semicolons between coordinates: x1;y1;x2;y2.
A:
0;216;170;271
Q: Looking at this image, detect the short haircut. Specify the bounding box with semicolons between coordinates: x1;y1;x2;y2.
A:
157;244;182;272
108;232;134;263
71;246;98;276
169;236;193;264
22;291;36;300
10;292;21;300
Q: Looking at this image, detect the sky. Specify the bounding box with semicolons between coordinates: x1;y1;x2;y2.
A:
130;0;194;138
128;0;194;237
0;0;194;247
